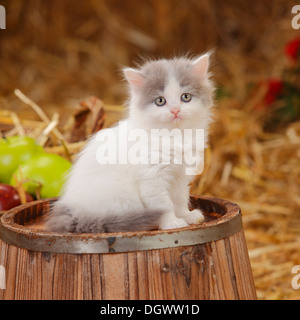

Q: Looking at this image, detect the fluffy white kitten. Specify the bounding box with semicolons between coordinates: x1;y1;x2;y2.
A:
47;54;214;233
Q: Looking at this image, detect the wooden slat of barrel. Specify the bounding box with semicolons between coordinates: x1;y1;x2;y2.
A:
0;196;257;300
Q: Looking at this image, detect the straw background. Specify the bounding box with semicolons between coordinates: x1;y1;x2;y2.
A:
1;0;300;299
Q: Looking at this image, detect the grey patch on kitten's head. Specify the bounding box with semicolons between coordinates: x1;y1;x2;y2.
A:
140;59;168;95
124;53;213;109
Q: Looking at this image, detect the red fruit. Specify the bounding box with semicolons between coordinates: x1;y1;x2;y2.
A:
0;184;33;211
285;37;300;62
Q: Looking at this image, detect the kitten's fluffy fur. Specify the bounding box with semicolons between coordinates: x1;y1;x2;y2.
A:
47;54;215;233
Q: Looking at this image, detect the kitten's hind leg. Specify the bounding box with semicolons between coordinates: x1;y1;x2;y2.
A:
46;202;77;233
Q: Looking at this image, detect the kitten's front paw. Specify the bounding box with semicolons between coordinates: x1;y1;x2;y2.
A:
184;209;205;224
160;218;189;230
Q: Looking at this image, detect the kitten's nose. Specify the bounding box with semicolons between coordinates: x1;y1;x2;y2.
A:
171;107;180;118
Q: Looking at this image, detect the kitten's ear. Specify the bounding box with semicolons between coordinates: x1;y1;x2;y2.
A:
192;53;210;77
123;68;144;88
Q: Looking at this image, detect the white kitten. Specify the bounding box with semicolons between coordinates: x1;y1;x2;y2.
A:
47;54;214;233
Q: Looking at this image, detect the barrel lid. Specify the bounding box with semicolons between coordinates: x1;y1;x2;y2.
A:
0;196;242;254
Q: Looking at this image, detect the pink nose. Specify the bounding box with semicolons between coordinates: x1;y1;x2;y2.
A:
171;108;180;117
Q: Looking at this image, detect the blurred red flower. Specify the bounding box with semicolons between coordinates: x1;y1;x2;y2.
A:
253;78;284;110
285;37;300;62
264;79;284;105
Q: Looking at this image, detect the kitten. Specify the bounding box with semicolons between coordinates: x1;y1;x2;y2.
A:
47;54;214;233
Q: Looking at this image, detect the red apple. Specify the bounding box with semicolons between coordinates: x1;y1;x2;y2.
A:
0;184;33;211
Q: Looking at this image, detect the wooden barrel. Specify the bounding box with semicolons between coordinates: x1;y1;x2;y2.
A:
0;195;256;300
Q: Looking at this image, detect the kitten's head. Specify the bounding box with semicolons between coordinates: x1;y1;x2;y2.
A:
123;54;214;130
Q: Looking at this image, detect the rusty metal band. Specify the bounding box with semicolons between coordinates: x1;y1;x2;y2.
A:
0;213;243;254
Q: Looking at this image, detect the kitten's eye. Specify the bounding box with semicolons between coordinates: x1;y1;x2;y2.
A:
181;93;192;103
154;96;166;107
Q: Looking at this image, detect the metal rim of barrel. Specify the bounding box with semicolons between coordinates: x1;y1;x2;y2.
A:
0;195;243;254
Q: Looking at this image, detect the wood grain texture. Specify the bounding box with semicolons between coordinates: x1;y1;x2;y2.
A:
0;229;256;300
0;196;256;300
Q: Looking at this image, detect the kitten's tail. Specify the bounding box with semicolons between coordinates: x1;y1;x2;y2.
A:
46;202;163;233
